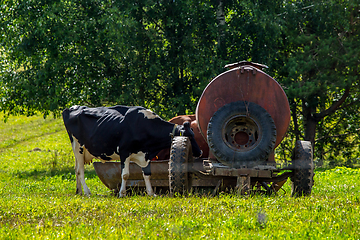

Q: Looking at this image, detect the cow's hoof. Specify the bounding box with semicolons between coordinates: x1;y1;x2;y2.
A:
77;190;91;196
76;189;82;195
147;192;157;197
77;192;91;197
118;190;127;198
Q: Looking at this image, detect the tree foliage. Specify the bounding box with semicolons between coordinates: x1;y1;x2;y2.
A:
275;0;360;166
1;0;359;165
0;0;220;118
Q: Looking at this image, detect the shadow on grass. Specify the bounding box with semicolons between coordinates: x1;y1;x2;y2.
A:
13;167;99;181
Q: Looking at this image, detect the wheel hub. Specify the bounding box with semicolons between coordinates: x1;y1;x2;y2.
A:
222;115;260;151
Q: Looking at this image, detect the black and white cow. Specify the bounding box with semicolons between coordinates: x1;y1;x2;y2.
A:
62;105;202;197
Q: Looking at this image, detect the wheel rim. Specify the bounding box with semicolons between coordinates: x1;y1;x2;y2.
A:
222;115;261;152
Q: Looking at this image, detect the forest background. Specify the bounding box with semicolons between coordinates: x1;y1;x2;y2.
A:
0;0;359;167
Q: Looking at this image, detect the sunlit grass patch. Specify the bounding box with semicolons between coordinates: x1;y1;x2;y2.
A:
0;114;359;239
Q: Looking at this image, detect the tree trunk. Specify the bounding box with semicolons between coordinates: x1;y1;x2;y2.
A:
303;88;350;152
303;102;317;149
216;0;226;58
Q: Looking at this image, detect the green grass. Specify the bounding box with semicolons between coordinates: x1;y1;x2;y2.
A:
0;114;359;239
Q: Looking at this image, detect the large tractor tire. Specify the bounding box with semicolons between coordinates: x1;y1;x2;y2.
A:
169;136;192;195
207;101;277;168
291;140;314;197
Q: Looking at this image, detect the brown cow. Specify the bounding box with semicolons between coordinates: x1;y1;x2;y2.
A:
156;114;209;160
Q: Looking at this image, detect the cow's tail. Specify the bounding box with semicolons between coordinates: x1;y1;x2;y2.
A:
62;108;70;122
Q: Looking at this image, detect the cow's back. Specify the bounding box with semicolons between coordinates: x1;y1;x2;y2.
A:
62;105;175;161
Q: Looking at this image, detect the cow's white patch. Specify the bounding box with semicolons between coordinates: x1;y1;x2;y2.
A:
139;109;159;119
84;148;96;164
99;152;120;161
127;151;149;168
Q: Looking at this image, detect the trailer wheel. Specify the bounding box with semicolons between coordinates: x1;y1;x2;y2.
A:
207;101;276;168
169;136;192;195
291;140;314;197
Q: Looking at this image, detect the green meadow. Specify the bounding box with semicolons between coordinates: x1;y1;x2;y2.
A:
0;114;359;239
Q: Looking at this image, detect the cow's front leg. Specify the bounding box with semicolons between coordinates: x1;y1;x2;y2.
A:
119;158;130;197
142;164;155;196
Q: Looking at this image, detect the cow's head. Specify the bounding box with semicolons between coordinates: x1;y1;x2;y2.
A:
177;121;203;157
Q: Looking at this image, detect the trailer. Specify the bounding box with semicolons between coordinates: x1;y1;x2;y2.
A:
93;61;314;197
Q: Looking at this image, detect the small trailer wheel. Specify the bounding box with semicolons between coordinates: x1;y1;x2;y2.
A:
291;140;314;197
169;136;192;195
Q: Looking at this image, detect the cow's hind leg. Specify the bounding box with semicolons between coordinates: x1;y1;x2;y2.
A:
72;140;91;195
75;158;82;194
119;158;130;197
